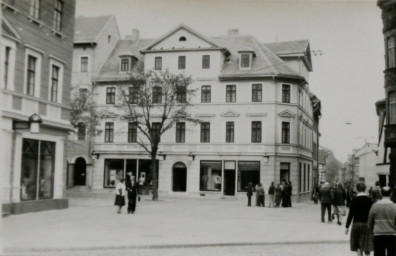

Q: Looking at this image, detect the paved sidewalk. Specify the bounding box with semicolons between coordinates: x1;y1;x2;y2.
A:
3;196;352;255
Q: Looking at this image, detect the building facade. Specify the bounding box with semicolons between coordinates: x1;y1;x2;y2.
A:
75;24;321;201
347;143;379;188
1;0;75;214
66;15;120;189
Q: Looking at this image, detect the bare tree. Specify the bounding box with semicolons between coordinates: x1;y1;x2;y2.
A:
117;70;199;200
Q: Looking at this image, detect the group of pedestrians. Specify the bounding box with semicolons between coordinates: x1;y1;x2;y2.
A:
114;172;141;214
246;180;292;208
319;181;396;256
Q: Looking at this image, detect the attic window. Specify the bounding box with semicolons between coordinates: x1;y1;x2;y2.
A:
179;36;186;42
120;58;130;72
240;53;251;68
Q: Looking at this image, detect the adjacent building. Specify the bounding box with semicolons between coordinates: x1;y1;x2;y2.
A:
77;24;321;201
1;0;76;214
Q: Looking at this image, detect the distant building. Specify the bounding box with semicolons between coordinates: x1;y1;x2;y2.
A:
349;143;379;188
82;24;321;201
1;0;76;214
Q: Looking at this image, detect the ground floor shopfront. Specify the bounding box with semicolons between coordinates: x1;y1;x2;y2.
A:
1;117;69;215
85;153;314;201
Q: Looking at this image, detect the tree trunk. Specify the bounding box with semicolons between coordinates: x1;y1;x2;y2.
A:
151;151;158;201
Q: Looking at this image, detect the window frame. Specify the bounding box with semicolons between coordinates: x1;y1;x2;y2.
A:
178;56;186;70
252;84;262;102
80;56;89;73
53;0;63;31
200;122;210;143
175;122;185;143
24;48;42;97
152;86;162;104
202;55;210;69
226;122;235;143
282;122;290;144
282;84;291;103
128;122;137;143
251;121;262;143
240;53;251;68
48;58;64;103
201;85;211;103
30;0;41;20
387;36;396;68
176;85;187;103
151;122;161;143
106;87;116;104
226;84;236;103
77;122;86;141
120;58;130;72
104;122;114;143
154;56;162;70
129;85;139;104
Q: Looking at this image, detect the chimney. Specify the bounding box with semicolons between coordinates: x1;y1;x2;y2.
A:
228;29;239;37
131;29;140;41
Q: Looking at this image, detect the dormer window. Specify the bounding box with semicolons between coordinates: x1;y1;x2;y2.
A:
120;58;130;72
238;49;255;69
179;36;186;41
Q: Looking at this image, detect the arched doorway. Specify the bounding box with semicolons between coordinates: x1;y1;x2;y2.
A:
74;157;87;186
172;162;187;192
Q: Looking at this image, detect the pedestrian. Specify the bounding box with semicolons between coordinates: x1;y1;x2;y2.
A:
281;180;288;207
246;182;254;207
114;178;126;214
312;183;319;204
256;183;265;207
275;183;282;207
319;182;333;223
126;173;139;214
287;181;293;207
268;182;275;208
346;185;353;208
332;183;347;225
370;181;382;203
345;182;374;256
255;184;260;206
368;186;396;256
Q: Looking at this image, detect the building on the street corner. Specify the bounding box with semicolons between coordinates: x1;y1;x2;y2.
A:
70;24;321;201
66;15;120;189
375;99;391;187
1;0;76;214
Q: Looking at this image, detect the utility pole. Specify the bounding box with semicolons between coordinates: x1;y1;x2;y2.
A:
378;0;396;202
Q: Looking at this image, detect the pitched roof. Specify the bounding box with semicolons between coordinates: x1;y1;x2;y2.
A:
265;40;309;56
212;36;302;80
74;15;113;43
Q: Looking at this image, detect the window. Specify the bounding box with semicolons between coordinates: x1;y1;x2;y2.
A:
154;57;162;70
282;122;290;144
4;47;11;89
251;121;261;143
226;85;236;102
387;36;396;68
104;159;124;188
21;139;55;200
201;122;210;143
238;161;260;192
298;163;302;193
226;122;234;143
252;84;262;102
106;87;116;104
176;85;186;103
79;88;88;98
179;36;186;41
53;0;63;31
128;122;137;143
151;122;161;143
129;85;139;104
50;65;59;102
240;53;250;68
178;56;186;70
30;0;41;19
77;122;86;140
201;85;211;103
176;122;185;143
282;84;290;103
104;122;114;142
280;162;290;182
152;86;162;104
202;55;210;69
389;91;396;124
120;58;130;71
200;161;222;191
26;55;37;96
80;57;88;72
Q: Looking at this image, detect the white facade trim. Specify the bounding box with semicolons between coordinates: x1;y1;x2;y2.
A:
0;37;16;90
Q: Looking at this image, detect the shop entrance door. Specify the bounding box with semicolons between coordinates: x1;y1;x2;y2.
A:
172;162;187;192
224;170;236;196
74;157;86;186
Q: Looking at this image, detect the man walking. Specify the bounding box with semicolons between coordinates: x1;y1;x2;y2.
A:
319;182;333;223
368;186;396;256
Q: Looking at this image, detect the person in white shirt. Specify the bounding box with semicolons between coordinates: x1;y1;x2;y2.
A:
114;178;126;214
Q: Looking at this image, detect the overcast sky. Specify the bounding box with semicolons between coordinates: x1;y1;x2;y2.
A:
76;0;384;162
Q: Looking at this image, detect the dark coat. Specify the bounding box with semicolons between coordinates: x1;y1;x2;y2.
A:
319;186;332;204
333;187;346;206
246;185;254;197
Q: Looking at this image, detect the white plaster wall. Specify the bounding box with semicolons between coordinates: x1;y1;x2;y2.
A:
151;28;213;50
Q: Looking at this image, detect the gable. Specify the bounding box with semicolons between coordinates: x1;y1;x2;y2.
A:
220;110;240;117
144;25;221;51
278;110;295;118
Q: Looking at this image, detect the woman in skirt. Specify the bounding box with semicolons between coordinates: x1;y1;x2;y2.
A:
345;182;374;256
114;178;126;214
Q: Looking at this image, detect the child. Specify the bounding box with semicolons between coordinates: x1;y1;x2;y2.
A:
114;178;126;214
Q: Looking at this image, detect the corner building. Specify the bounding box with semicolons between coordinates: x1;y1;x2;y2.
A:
1;0;75;214
91;25;321;201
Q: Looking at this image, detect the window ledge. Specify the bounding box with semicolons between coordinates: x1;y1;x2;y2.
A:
27;16;44;27
51;29;65;39
1;2;20;13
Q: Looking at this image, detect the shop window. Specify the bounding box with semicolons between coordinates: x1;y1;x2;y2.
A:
138;159;159;187
280;162;290;183
104;159;124;188
200;161;222;191
237;161;260;192
126;159;137;178
21;139;55;200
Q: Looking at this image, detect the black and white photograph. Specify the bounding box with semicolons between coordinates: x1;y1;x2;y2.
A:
1;0;396;255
